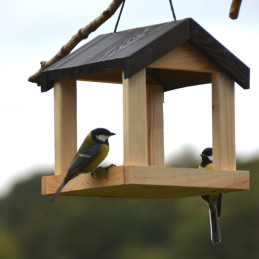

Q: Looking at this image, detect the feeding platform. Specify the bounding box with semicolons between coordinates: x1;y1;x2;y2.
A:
40;18;250;199
42;166;249;199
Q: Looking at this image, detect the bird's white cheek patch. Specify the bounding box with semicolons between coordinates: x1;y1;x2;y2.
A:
96;135;109;142
208;155;213;162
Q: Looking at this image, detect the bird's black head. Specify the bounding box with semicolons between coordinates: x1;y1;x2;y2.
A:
200;147;213;168
91;128;115;145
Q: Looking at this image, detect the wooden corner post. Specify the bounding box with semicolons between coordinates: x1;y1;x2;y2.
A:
54;79;77;175
147;83;164;166
123;69;164;166
212;72;236;171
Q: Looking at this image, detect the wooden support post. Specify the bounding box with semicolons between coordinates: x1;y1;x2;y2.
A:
147;84;164;166
123;69;164;166
212;73;236;171
54;79;77;175
123;69;149;165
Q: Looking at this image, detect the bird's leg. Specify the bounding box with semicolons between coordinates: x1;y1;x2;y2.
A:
103;164;116;179
91;171;97;179
94;164;116;179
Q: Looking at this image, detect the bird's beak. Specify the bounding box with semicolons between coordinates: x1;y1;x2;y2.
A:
200;154;206;158
109;132;116;136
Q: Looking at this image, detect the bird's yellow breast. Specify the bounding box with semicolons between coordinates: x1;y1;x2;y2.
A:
199;163;213;170
205;163;213;169
82;144;109;173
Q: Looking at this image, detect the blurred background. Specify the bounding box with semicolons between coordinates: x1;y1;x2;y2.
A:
0;0;258;258
0;157;258;258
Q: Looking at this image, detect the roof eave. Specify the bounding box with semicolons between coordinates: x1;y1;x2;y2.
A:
189;19;250;89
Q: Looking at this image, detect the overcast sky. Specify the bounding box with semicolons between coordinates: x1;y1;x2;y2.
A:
0;0;258;196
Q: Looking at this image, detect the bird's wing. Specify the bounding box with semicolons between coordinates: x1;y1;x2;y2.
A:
64;145;101;182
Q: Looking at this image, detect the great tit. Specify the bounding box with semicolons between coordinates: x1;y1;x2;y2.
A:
51;128;115;202
200;147;222;245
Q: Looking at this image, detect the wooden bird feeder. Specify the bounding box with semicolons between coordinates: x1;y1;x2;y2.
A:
41;18;250;199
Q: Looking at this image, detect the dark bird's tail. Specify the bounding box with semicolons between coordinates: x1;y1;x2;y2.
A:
51;181;66;203
209;208;221;245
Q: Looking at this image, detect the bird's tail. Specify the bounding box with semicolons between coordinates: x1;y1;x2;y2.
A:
50;181;66;203
209;209;221;245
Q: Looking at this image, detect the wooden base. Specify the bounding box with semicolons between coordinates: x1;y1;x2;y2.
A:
42;166;249;199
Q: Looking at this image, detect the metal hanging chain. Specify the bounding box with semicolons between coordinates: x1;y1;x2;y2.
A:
169;0;177;21
114;0;176;33
114;0;126;33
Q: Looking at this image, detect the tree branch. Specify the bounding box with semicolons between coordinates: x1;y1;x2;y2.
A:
229;0;242;19
28;0;124;86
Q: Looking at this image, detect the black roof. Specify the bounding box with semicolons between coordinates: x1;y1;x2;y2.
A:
41;18;249;92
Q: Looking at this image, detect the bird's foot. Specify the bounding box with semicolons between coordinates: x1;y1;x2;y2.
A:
103;164;116;179
91;171;97;179
93;164;116;179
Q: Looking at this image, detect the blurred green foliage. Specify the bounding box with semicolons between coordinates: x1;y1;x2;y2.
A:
0;154;258;259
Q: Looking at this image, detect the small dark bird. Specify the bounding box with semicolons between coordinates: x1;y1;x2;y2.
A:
51;128;115;202
200;147;222;245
